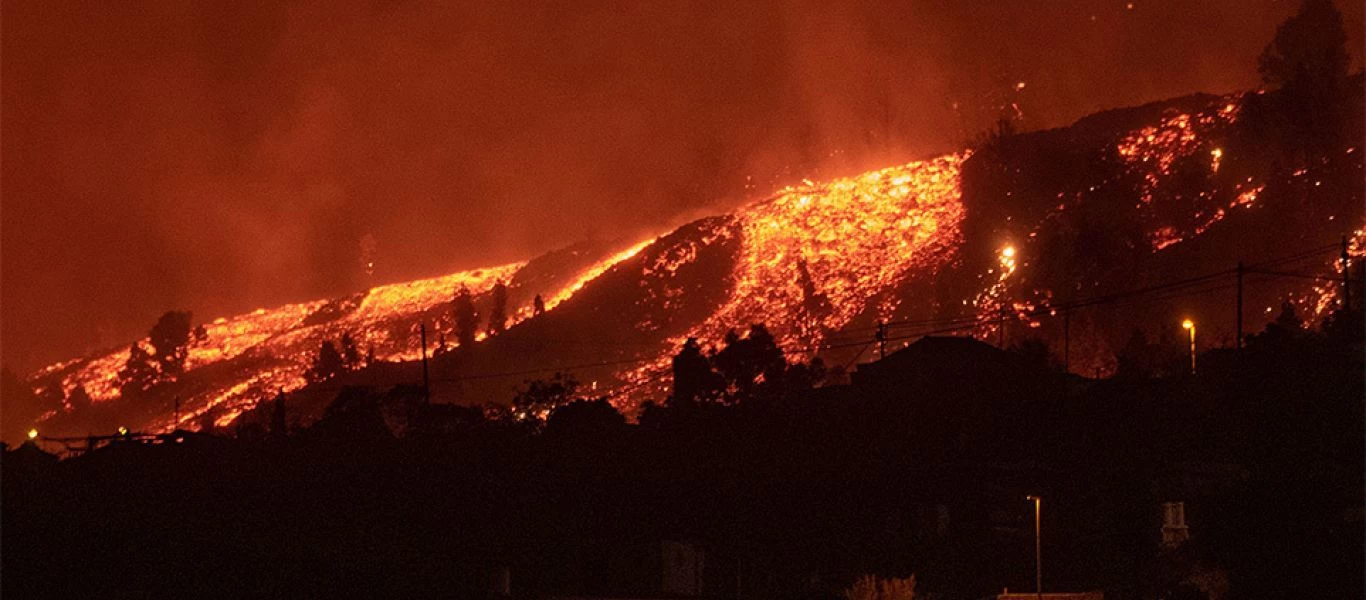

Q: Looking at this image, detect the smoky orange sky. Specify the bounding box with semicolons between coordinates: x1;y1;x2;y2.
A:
3;0;1362;371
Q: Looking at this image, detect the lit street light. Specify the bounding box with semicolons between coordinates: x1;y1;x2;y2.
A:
1026;495;1042;599
1182;319;1196;375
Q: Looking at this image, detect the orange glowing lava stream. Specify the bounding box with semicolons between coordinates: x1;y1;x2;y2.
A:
31;91;1352;428
617;153;971;401
34;240;655;430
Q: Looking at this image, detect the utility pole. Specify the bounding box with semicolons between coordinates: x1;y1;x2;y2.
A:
420;323;431;402
172;396;180;433
875;320;888;360
1236;261;1244;350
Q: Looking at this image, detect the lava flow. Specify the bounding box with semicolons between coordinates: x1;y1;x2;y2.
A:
23;88;1361;432
616;153;970;400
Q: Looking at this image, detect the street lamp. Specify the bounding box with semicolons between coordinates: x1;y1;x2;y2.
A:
1026;495;1042;599
1181;319;1196;375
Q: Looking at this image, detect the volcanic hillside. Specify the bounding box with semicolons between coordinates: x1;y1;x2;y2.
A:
12;79;1363;441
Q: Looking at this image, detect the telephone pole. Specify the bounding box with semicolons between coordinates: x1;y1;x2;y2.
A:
875;320;888;360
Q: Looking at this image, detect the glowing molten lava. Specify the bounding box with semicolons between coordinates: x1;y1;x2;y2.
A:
24;89;1359;433
619;154;969;399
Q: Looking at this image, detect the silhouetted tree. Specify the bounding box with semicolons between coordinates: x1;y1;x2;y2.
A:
533;293;546;316
512;372;579;421
339;332;362;370
198;405;220;435
1258;0;1349;91
488;280;509;335
307;340;346;383
270;389;288;438
545;398;626;437
148;311;193;378
712;324;787;403
453;285;479;348
1256;0;1351;155
784;356;828;392
1321;305;1364;344
1250;300;1306;350
118;342;160;397
796;258;832;319
66;385;93;412
312;387;391;441
1009;337;1058;372
670;337;722;405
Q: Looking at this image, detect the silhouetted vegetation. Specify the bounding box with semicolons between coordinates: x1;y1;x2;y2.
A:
3;309;1362;598
489;279;509;335
306;340;346;383
453;284;480;348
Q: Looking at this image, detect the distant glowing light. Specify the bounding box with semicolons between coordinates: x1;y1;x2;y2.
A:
1181;319;1194;330
1001;246;1016;259
1015;81;1027;91
118;426;129;436
27;428;38;440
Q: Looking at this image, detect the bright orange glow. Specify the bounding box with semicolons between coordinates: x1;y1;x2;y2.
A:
27;428;38;440
29;243;659;430
618;153;970;403
21;88;1353;429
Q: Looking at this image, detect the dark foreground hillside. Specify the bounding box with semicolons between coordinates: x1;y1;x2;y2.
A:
4;310;1361;599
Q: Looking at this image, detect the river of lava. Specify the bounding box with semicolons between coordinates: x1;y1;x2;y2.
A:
617;153;969;402
31;244;659;430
